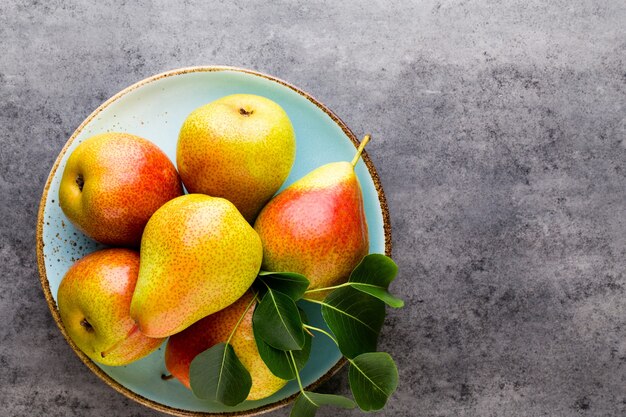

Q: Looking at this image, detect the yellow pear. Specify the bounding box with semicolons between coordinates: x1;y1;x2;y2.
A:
57;249;164;366
177;94;296;223
130;194;262;338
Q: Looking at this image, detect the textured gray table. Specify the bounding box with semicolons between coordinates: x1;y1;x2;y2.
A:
1;1;625;416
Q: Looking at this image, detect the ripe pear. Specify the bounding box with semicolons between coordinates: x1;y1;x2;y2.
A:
130;194;263;338
165;291;286;400
177;94;296;223
254;136;372;297
59;132;183;247
57;249;165;366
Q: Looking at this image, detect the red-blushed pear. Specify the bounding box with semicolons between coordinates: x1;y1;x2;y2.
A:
59;132;183;247
177;94;296;223
254;135;372;299
165;292;286;400
130;194;263;338
57;249;164;366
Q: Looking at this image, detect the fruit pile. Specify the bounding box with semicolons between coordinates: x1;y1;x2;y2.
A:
55;94;402;416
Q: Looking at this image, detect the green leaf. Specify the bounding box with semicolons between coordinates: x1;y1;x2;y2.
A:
290;393;317;417
254;309;311;379
189;342;252;406
253;288;305;350
290;392;356;417
348;352;399;411
348;254;404;308
321;286;385;358
306;392;356;408
258;271;310;300
350;254;398;286
350;283;405;308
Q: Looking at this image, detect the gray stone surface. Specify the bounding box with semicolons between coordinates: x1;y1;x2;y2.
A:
1;0;625;416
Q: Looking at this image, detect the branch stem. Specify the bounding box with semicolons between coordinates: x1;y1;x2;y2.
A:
301;297;325;307
226;295;256;345
304;282;350;295
303;324;339;346
289;351;305;392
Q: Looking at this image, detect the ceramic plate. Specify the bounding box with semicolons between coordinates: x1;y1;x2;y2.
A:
36;66;391;416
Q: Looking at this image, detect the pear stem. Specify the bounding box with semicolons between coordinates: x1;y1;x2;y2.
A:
351;134;371;167
100;324;139;358
161;373;174;381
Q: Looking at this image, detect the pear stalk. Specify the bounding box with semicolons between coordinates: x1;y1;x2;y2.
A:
351;134;371;167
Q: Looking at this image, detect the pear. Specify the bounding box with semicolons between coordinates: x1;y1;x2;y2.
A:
59;132;183;247
254;136;371;297
165;291;286;400
57;249;164;366
177;94;296;223
130;194;263;338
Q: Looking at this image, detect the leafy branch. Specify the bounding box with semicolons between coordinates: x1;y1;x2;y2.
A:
289;349;356;417
304;254;404;308
302;322;399;412
188;254;403;415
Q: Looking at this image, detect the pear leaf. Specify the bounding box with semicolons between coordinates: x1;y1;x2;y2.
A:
348;352;399;411
349;254;398;286
320;286;385;358
254;308;311;379
258;271;310;300
189;342;252;406
348;254;404;308
349;284;405;308
290;392;356;417
253;288;305;350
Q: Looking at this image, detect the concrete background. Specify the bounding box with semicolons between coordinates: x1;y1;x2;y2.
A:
1;1;625;416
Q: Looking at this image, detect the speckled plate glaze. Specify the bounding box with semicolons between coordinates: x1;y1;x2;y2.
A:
36;66;391;416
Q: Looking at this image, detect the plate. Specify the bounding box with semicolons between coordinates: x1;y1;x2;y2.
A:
36;66;391;416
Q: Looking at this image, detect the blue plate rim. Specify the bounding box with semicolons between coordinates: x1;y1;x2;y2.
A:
36;65;392;417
